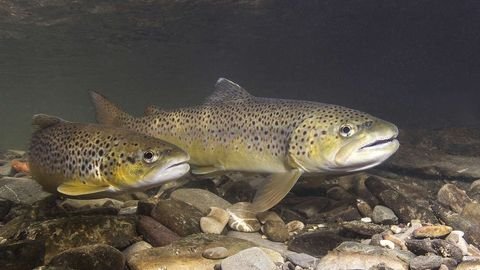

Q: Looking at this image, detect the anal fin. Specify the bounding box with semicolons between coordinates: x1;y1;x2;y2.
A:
249;169;303;213
57;181;111;196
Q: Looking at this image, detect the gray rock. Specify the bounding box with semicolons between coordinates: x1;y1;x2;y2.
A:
221;247;276;270
291;197;333;218
469;179;480;201
0;240;45;270
151;199;203;236
222;180;256;203
316;250;409;270
286;252;319;268
356;198;374;217
372;205;398;224
432;204;480;247
461;202;480;222
0;177;51;204
409;255;442;270
405;239;463;262
170;188;231;215
122;241;152;260
437;184;473;213
202;247;229;259
48;244;125;270
335;241;415;264
365;176;438;224
137;215;180;247
307;205;362;223
262;220;289;242
25;215;138;263
0;161;12;176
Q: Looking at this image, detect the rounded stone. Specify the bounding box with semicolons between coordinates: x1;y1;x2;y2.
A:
409;255;442;270
286;220;305;234
261;220;289;242
413;225;453;238
227;202;261;232
48;244;125;270
200;207;229;234
123;241;152;260
202;247;229;259
151;199;203;236
221;247;276;270
372;205;398;225
170;188;232;215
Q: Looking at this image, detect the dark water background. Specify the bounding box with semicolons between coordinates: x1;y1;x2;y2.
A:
0;0;479;149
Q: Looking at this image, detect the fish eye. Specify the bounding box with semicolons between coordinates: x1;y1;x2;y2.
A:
339;124;355;137
143;150;158;163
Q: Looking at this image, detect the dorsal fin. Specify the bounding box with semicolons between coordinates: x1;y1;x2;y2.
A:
204;78;254;104
32;114;66;129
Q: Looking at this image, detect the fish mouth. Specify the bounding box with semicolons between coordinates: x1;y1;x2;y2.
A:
360;135;398;150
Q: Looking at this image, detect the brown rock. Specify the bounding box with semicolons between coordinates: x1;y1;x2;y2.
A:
437;184;472;213
48;244;125;270
341;220;388;237
413;225;453;238
137;215;180;247
151;199;203;237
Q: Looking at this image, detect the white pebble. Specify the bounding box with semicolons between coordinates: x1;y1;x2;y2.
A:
390;225;403;234
380;239;395;249
361;217;372;223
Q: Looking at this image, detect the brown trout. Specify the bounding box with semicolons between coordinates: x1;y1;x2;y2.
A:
91;78;399;210
28;114;190;197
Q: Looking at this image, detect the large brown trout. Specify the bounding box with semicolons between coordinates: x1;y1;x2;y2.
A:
91;78;399;211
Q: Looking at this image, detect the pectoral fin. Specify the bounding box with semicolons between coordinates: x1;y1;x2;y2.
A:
249;169;303;213
191;165;222;175
57;181;111;196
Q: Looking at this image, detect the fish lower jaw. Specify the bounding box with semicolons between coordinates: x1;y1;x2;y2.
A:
135;162;190;189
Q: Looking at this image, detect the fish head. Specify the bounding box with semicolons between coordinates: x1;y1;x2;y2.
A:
288;106;399;173
111;136;190;190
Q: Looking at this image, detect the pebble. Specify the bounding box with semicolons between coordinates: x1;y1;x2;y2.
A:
380;239;395;249
372;205;398;225
221;247;276;270
202;247;229;259
445;230;469;255
341;220;388;237
261;220;289;242
200;206;229;234
286;220;304;234
437;183;472;213
365;176;438;224
390;225;404;234
122;241;152;260
151;199;203;236
409;255;443;270
360;217;372;223
413;225;453;238
406;239;463;262
137;215;180;247
356;198;373;217
170;188;232;215
48;244;125;270
286;252;319;268
226;202;261;232
118;206;137;215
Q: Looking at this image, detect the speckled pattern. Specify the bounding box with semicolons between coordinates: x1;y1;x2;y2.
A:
92;78;391;174
28;115;188;195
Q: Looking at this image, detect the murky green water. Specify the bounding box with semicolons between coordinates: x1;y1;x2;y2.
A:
1;1;479;149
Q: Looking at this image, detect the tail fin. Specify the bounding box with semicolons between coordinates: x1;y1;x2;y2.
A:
89;91;132;126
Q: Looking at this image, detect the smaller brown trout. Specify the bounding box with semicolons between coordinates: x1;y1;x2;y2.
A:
28;114;190;197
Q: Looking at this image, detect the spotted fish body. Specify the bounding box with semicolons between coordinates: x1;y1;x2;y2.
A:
28;114;190;197
92;78;399;211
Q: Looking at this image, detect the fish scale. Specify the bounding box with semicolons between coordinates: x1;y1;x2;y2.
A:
91;78;399;211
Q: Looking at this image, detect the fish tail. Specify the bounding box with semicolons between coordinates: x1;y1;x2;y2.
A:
90;91;132;126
